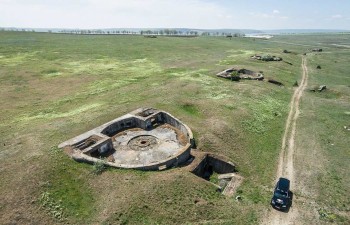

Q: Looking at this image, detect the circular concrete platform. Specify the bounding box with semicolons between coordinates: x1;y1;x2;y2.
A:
112;125;187;166
128;135;159;151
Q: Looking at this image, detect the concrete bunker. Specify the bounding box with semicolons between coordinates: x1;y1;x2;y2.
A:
217;68;264;81
59;108;243;194
188;151;242;196
59;108;194;171
312;48;323;52
251;54;283;61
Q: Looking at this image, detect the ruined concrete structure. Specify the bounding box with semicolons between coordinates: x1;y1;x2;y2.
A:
309;85;327;92
187;151;242;196
312;48;323;52
59;108;194;171
59;108;242;195
251;54;283;61
216;68;264;81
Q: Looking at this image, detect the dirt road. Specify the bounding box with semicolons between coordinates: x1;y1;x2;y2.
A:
262;56;309;225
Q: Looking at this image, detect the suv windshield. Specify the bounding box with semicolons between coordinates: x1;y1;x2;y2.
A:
274;191;287;198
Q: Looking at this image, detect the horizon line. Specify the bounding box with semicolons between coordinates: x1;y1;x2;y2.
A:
1;27;350;31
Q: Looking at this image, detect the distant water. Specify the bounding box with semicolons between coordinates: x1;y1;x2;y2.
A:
260;29;350;35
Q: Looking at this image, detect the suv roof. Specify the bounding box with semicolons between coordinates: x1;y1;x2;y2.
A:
276;177;290;193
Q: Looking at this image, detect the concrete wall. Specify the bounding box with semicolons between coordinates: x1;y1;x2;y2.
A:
101;118;144;136
135;144;192;170
162;112;193;143
191;156;208;177
72;143;192;171
191;154;235;177
238;69;252;75
82;138;113;155
207;155;235;174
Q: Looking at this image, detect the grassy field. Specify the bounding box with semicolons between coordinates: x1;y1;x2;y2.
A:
0;31;349;224
292;45;350;223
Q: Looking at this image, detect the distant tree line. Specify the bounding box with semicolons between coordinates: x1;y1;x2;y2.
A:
0;28;245;37
201;32;245;37
141;29;198;36
58;29;138;35
0;28;35;32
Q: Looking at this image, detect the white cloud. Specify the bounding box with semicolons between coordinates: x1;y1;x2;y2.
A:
273;10;280;14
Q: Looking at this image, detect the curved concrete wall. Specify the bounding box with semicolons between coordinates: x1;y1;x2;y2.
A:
161;112;193;144
71;143;192;171
101;118;138;137
60;108;194;171
101;111;193;144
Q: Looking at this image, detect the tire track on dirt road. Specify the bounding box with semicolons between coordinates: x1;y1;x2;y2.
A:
262;56;309;225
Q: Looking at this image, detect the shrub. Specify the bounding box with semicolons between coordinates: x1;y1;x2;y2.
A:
39;191;65;221
230;71;240;81
92;159;106;175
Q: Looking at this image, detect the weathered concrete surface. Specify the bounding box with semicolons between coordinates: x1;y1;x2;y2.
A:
112;125;186;166
221;174;244;197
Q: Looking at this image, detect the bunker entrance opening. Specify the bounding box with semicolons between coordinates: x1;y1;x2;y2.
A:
191;154;236;191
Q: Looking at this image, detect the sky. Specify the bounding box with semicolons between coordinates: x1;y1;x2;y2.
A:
0;0;350;30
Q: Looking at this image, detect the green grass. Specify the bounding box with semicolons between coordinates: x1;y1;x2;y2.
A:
0;31;349;224
179;103;201;117
41;147;95;223
242;95;287;133
291;40;350;223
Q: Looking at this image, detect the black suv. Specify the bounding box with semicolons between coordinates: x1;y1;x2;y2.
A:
271;177;291;210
